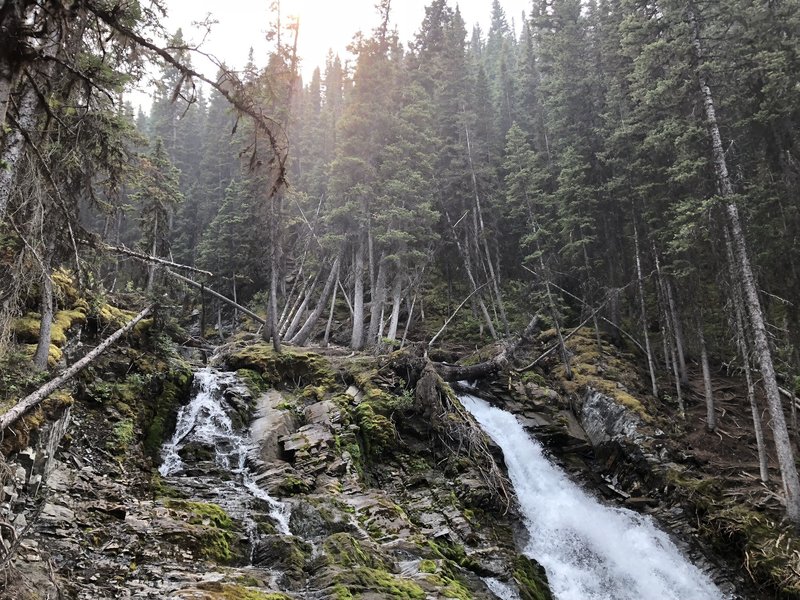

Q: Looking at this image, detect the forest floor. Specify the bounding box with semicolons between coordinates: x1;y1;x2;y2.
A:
681;369;788;515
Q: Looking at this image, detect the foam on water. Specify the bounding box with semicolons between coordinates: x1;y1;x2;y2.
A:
459;391;728;600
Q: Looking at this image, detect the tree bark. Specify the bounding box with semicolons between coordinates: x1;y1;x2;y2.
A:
0;306;153;432
351;238;366;350
699;321;715;432
323;277;338;347
146;219;158;293
0;84;37;217
166;270;265;325
33;269;54;371
283;272;318;340
400;294;416;350
387;273;403;342
666;280;688;384
367;257;387;349
290;256;341;347
445;210;497;339
634;219;659;398
689;1;800;520
433;316;539;382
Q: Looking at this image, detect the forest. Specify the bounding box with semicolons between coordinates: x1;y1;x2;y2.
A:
2;0;800;598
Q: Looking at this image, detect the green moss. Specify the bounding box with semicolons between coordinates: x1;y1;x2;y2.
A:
14;313;44;343
334;566;425;599
237;368;268;394
22;343;62;367
228;343;334;388
277;474;312;495
513;555;553;600
50;308;87;345
354;402;397;456
142;361;192;461
164;500;238;563
109;418;135;453
165;499;234;529
192;582;291;600
98;303;137;328
419;559;437;573
324;533;384;569
427;540;479;571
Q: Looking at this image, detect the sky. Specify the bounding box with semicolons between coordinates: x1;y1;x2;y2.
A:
132;0;529;109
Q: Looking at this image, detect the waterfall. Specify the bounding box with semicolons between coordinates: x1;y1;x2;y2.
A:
160;368;291;535
459;391;729;600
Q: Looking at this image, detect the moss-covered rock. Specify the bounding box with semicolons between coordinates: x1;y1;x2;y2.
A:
227;344;334;389
178;582;291;600
333;566;426;600
163;499;240;563
513;555;553;600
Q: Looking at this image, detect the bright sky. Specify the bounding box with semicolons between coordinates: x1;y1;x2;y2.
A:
162;0;530;78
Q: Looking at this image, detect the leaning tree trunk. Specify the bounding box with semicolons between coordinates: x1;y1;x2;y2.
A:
666;280;688;384
730;259;770;483
351;239;366;350
323;277;338;348
290;256;341;347
1;306;153;432
283;273;319;340
387;273;403;342
689;1;800;521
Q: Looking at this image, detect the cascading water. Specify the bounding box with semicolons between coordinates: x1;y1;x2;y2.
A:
160;368;291;535
459;391;730;600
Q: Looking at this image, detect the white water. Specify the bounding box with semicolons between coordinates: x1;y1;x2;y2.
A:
459;392;727;600
160;368;291;535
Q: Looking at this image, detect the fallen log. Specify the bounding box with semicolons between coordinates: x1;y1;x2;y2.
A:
98;242;213;277
0;305;153;432
431;315;539;382
166;270;266;326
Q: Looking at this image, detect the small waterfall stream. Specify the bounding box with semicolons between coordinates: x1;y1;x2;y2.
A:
160;368;291;536
459;391;729;600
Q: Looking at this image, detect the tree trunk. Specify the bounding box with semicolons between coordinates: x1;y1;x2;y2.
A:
367;258;387;349
283;272;319;340
0;306;153;432
466;119;509;336
400;294;416;350
445;210;497;339
699;321;715;432
33;270;54;371
0;85;38;217
387;273;402;342
666;280;688;384
232;275;238;332
269;264;281;353
634;219;659;398
323;277;338;348
689;1;800;521
290;256;341;347
146;219;158;293
351;239;366;350
166;270;265;326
